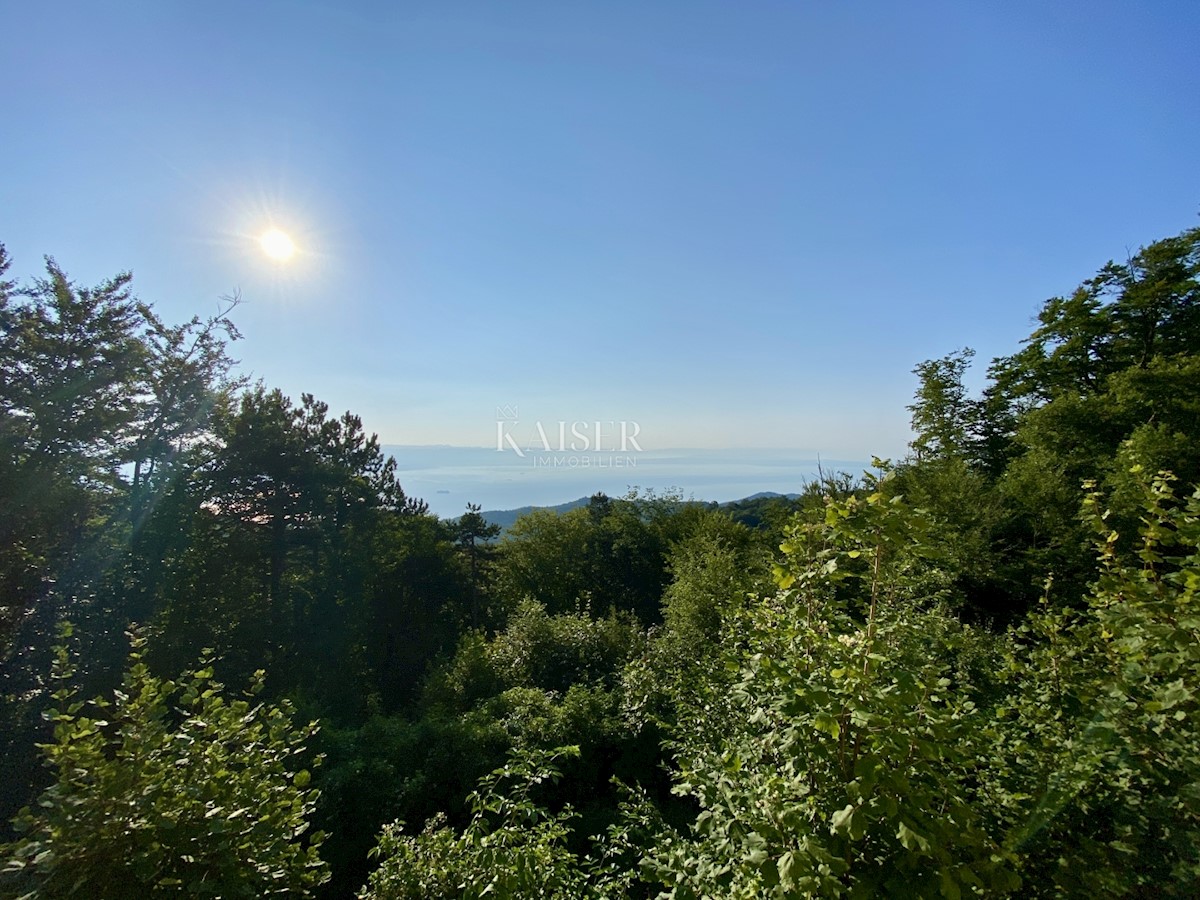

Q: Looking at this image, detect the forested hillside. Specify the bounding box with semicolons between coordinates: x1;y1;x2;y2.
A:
2;225;1199;897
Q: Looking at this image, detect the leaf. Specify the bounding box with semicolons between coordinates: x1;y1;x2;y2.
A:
777;850;799;886
1160;680;1191;710
940;869;962;899
812;713;840;739
898;820;930;853
830;804;857;836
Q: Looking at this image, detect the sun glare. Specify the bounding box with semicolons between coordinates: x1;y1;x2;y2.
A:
259;228;296;261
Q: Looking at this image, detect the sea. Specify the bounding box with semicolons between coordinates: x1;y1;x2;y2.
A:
382;446;870;519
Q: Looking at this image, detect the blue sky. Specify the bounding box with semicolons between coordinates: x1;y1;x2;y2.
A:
3;1;1197;458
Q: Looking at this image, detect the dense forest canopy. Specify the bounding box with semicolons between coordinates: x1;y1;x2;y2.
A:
1;224;1199;896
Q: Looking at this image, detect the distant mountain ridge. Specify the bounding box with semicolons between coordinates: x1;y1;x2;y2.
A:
476;497;593;530
475;490;802;530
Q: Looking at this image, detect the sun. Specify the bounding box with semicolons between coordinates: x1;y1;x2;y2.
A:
259;228;296;261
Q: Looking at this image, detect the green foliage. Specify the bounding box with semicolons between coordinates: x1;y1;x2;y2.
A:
904;224;1200;619
996;227;1200;402
145;385;454;712
1;628;328;897
649;467;1019;897
357;463;1200;898
892;457;1012;621
0;255;148;650
0;258;147;474
0;250;243;652
452;503;502;629
624;511;771;734
0;247;245;835
359;747;599;900
420;600;649;809
661;513;768;649
494;490;702;623
983;470;1200;895
315;711;512;899
489;600;645;696
8;227;1200;897
127;296;244;527
909;348;977;461
398;598;659;898
640;465;1200;898
426;600;645;713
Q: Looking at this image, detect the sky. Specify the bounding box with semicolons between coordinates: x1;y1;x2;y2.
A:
2;1;1198;461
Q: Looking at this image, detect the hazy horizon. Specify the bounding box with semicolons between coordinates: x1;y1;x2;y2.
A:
383;444;870;517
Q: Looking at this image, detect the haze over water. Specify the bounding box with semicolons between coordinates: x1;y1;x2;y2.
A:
384;446;868;518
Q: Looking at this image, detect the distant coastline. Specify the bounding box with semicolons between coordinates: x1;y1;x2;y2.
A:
380;445;869;518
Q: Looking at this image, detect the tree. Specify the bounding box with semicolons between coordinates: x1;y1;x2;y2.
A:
149;386;435;702
0;257;147;476
981;470;1200;896
908;348;977;461
659;512;767;651
0;254;150;649
452;503;501;629
0;247;243;663
0;246;246;843
636;463;1200;897
127;295;244;530
901;225;1200;618
646;467;1019;897
494;491;690;623
361;511;465;711
1;627;329;896
360;747;600;900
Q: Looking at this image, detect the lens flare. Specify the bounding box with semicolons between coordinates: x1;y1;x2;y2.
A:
259;228;296;261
